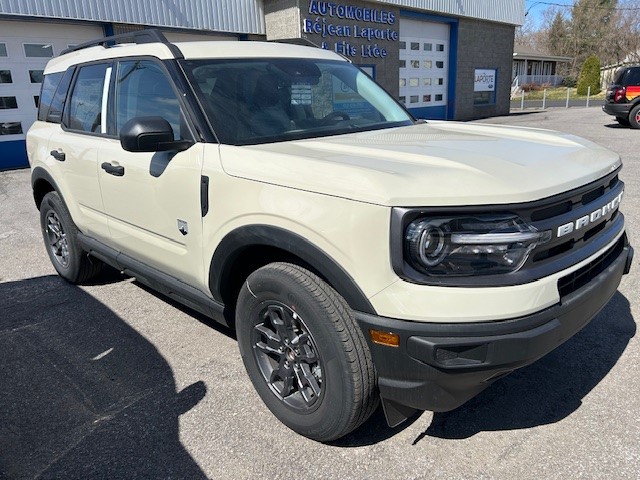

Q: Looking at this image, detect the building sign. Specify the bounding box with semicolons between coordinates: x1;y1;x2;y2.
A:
303;0;398;58
474;69;496;92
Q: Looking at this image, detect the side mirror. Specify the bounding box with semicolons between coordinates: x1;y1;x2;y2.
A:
120;116;192;152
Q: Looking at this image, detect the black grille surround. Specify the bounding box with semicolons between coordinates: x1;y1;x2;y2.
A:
391;168;626;287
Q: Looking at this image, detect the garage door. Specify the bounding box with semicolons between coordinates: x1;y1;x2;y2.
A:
399;19;449;112
0;20;103;169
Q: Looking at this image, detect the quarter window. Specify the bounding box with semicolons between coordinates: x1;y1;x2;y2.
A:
0;43;7;57
24;43;53;57
115;60;184;140
67;64;109;132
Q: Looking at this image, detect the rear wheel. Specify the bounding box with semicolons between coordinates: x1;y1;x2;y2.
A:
236;262;378;441
40;191;103;283
616;116;630;127
629;104;640;129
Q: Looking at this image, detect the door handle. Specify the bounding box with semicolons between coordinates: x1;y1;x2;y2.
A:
50;149;65;162
101;162;125;177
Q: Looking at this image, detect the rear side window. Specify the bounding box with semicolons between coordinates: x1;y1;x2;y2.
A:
67;64;109;133
626;68;640;86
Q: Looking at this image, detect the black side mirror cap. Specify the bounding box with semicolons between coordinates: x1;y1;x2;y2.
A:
120;116;193;152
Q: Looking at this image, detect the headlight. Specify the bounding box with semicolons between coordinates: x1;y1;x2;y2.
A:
404;214;551;277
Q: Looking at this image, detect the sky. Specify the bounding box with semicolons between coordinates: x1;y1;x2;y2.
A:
524;0;575;28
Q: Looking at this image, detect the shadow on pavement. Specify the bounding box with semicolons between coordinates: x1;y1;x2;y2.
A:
0;275;208;479
413;292;635;442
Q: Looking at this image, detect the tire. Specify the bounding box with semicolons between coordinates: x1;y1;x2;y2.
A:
236;262;378;441
616;116;631;127
40;191;104;283
629;104;640;129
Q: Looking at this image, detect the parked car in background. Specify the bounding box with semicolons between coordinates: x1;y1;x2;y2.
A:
603;65;640;128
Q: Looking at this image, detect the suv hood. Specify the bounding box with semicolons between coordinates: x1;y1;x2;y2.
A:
220;122;621;207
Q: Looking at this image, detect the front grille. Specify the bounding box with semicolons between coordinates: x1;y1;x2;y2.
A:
557;235;625;297
522;171;623;268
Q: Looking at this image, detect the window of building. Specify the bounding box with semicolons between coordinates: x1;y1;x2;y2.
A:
424;60;432;69
68;64;109;132
435;94;443;101
424;78;432;86
436;61;444;69
399;42;406;50
0;97;18;109
436;44;445;52
399;78;406;87
0;43;7;57
411;42;419;50
409;78;419;87
423;95;431;102
410;95;419;103
424;43;432;51
0;122;22;135
24;43;53;57
0;70;12;83
29;70;44;83
437;78;444;85
399;60;406;68
410;60;420;68
399;96;406;103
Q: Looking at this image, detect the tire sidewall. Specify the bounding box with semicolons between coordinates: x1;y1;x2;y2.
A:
40;192;82;281
236;266;356;440
630;104;640;129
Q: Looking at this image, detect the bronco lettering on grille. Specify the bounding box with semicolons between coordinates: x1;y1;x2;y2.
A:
557;191;623;238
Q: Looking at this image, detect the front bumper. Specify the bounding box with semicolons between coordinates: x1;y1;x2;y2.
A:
356;236;633;426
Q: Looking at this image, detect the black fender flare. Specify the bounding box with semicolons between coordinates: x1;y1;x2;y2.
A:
31;166;64;209
209;225;376;315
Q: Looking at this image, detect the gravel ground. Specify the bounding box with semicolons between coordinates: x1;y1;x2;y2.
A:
0;106;638;479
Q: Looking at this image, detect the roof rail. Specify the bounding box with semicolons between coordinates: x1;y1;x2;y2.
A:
60;28;183;59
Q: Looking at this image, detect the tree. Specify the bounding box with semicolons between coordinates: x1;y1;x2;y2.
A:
546;12;570;57
577;55;601;95
569;0;617;74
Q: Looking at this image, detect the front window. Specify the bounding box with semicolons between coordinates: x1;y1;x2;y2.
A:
180;58;413;145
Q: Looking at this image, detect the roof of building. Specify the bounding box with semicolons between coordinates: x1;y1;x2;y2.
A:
513;45;573;62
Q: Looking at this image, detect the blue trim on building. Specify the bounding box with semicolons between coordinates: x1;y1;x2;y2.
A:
399;10;459;120
1;140;29;170
407;105;447;120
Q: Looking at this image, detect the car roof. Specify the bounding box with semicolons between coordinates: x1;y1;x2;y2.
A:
44;40;346;74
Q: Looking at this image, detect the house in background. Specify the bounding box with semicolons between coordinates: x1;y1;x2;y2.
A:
601;53;640;89
512;45;572;89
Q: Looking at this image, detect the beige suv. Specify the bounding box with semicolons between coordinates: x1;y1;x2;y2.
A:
27;30;633;441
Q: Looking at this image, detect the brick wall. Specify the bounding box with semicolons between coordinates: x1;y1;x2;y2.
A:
454;18;515;120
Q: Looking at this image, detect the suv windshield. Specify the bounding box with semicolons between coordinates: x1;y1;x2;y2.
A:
180;58;413;145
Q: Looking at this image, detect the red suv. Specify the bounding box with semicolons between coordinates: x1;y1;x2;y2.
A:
603;65;640;128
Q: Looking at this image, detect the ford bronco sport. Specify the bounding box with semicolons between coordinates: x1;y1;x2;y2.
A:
28;30;633;441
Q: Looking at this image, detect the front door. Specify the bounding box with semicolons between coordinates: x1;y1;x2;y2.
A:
97;58;205;287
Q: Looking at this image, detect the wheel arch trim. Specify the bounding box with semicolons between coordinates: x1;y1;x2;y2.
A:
209;225;376;315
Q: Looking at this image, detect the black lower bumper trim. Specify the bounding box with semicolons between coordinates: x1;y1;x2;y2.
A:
356;237;631;418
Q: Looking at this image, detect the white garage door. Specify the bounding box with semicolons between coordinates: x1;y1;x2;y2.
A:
399;19;449;110
0;21;103;144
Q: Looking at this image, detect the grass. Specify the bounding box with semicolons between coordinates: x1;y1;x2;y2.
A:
515;87;606;101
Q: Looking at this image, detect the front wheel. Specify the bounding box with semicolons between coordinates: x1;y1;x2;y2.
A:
236;263;378;441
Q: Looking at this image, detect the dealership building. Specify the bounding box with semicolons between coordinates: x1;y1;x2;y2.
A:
0;0;524;169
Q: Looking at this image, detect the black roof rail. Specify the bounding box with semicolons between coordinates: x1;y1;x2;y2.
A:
60;28;183;59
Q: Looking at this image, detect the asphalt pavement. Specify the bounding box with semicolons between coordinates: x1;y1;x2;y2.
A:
1;107;638;479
